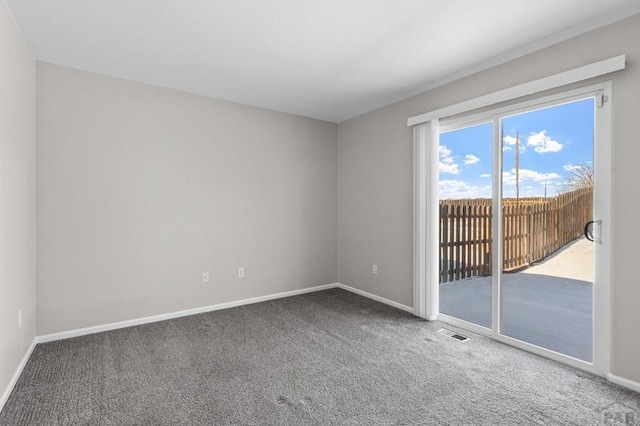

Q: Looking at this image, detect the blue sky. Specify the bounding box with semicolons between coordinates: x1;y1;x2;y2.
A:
439;98;594;199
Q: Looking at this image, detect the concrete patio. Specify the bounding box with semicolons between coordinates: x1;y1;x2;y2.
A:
440;237;594;362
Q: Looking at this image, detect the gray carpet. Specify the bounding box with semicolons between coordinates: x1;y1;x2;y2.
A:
1;288;639;425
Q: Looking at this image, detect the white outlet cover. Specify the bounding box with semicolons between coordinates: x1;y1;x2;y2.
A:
202;272;209;283
238;268;244;278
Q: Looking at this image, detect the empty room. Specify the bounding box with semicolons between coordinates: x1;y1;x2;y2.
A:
2;0;640;424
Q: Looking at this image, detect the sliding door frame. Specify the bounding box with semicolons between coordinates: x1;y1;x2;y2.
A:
417;81;613;376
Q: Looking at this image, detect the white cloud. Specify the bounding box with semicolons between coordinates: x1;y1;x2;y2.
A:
439;144;460;174
563;164;581;172
503;185;552;198
504;135;517;146
439;180;492;199
503;168;561;185
519;169;561;182
440;162;460;174
527;130;563;153
464;154;480;165
503;134;525;153
480;173;491;178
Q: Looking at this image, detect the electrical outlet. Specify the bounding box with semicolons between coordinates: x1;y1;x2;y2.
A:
18;309;23;328
238;267;244;279
372;264;378;275
202;272;209;283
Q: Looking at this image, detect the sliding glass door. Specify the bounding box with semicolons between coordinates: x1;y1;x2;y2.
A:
436;86;608;370
438;123;493;329
499;99;595;362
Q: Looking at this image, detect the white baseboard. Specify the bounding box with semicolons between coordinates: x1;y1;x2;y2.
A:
3;281;410;411
336;282;414;314
608;373;640;393
36;282;415;344
37;283;339;343
5;284;637;415
437;313;492;336
0;338;37;413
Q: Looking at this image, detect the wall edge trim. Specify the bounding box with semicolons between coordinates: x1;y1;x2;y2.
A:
336;282;414;313
0;338;37;413
36;283;339;343
608;373;640;394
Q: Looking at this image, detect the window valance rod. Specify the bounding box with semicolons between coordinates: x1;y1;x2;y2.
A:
407;55;626;127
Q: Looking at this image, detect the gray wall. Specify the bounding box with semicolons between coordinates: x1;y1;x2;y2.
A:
37;63;337;335
337;14;640;382
0;0;36;403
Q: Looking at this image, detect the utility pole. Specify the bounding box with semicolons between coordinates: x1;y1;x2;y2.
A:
515;131;520;200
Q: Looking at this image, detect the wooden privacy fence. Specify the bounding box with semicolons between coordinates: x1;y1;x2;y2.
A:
439;187;593;283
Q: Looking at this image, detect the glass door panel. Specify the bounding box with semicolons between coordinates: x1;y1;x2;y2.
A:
438;122;493;328
499;98;595;361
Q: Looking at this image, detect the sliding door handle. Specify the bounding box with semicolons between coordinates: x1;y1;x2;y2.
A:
584;221;595;242
584;219;602;243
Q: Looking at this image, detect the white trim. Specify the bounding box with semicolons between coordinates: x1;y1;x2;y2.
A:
0;338;37;413
2;284;636;414
437;313;492;337
495;333;598;374
337;283;414;314
3;282;412;410
407;55;626;127
608;373;640;394
592;81;613;376
439;82;610;133
37;283;338;343
492;117;502;334
35;282;415;344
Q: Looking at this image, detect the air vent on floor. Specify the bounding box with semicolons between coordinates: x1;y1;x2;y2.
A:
437;328;470;342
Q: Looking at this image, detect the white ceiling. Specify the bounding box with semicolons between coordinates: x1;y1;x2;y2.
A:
6;0;640;123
